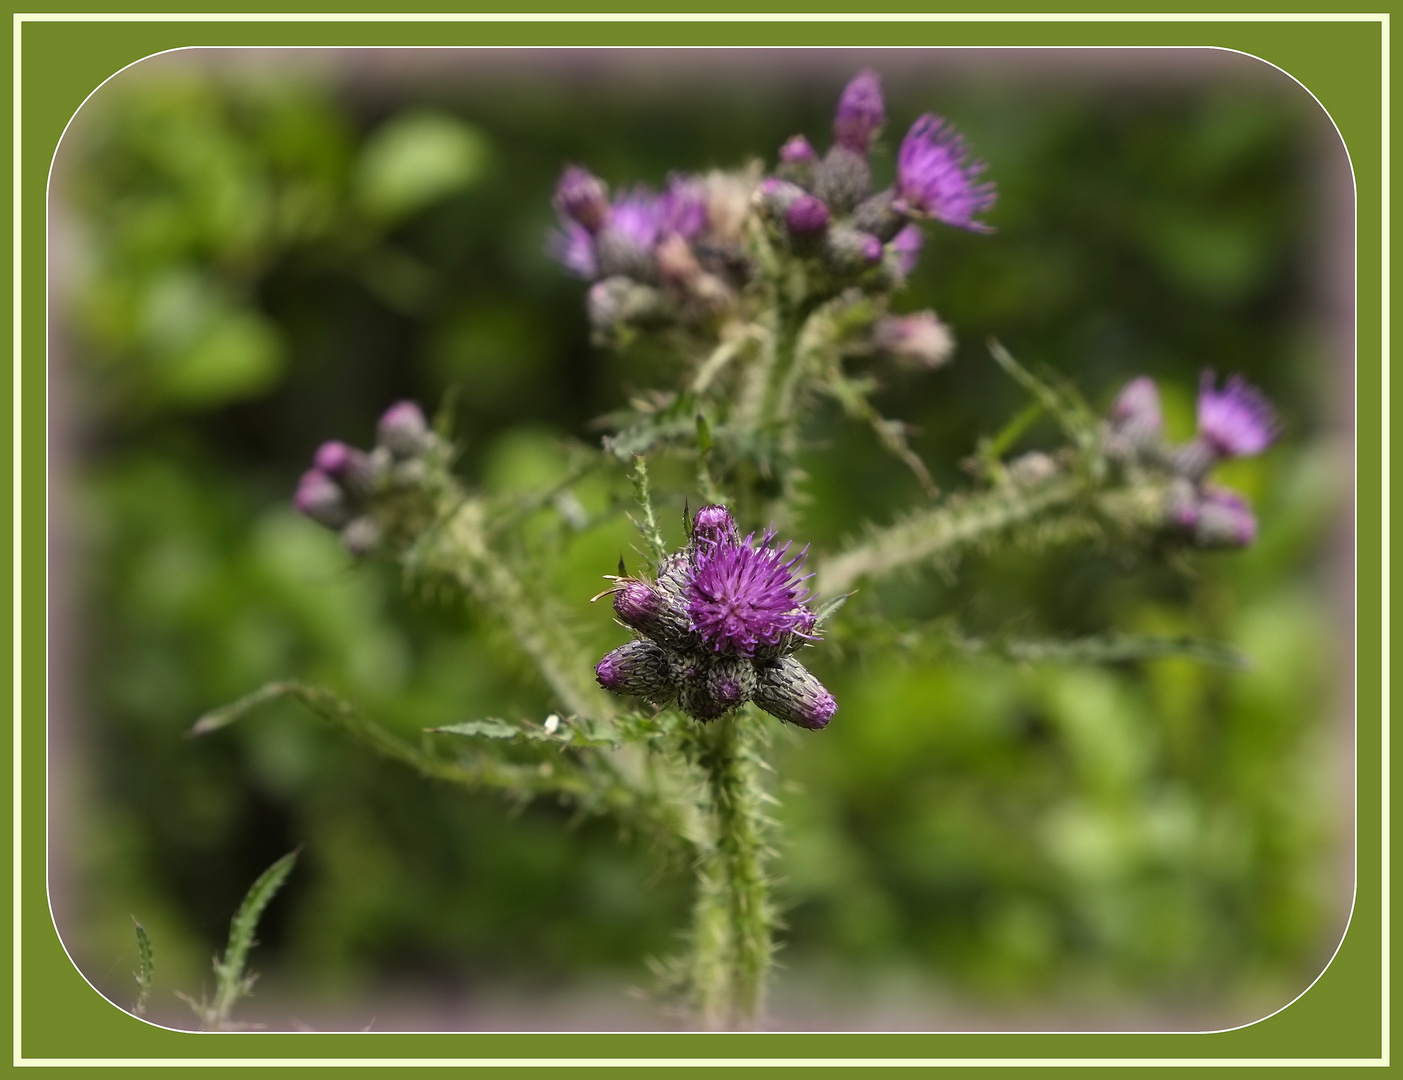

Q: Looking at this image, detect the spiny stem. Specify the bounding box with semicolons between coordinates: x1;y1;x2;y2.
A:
817;477;1085;596
431;501;611;722
690;710;774;1029
630;455;670;566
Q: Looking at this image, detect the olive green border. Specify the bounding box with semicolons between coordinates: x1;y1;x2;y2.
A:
12;8;1384;1066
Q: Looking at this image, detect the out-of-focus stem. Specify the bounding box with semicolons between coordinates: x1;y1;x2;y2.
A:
419;499;612;722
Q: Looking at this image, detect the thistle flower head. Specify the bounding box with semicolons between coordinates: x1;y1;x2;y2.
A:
553;165;610;232
1196;372;1278;458
895;114;997;232
833;69;885;154
687;526;816;657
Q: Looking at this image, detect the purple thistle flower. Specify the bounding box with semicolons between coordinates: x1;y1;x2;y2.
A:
595;639;675;703
661;174;708;240
687;526;816;657
1196;372;1278;458
785;194;830;238
780;135;817;165
607;187;664;250
895;114;997;233
833;69;885;154
553;165;610;233
549;219;598;278
890;224;924;275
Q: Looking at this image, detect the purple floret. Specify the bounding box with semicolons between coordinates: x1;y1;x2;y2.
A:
687;526;816;657
890;224;924;275
608;187;665;250
1197;372;1278;458
895;114;997;233
780;135;817;165
833;69;885;154
549;219;598;278
661;174;708;240
553;165;610;232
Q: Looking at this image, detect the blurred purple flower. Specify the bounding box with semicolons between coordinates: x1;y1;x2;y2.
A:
780;134;817;165
890;224;924;275
661;175;708;240
1197;372;1278;458
549;219;598;278
833;69;885;154
895;114;997;232
553;165;610;232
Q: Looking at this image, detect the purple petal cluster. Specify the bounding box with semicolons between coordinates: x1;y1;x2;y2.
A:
1196;372;1279;458
687;527;816;657
593;505;835;729
894;114;997;233
550;165;744;335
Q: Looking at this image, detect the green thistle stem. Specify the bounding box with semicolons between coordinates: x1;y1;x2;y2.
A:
690;710;774;1029
418;499;612;722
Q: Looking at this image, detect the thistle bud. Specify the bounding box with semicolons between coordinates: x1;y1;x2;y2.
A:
753;656;837;730
341;515;383;558
293;469;350;529
1189;487;1258;548
813;145;872;215
757;177;807;220
851;189;905;243
595;639;675;704
1106;377;1163;459
313;440;381;498
785;195;831;238
823;227;884;274
832;69;885;155
780;135;817;166
690;504;740;550
612;578;694;649
871;311;954;370
706;656;758;714
377;400;433;459
553;165;610;233
587;276;666;335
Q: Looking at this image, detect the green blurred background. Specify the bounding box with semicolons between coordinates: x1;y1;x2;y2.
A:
49;49;1353;1030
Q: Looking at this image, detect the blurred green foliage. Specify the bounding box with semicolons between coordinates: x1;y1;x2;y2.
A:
55;54;1349;1026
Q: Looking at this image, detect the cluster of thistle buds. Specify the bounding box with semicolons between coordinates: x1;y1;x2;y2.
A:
551;163;754;340
293;401;443;556
594;504;837;729
1105;371;1280;548
757;69;995;302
